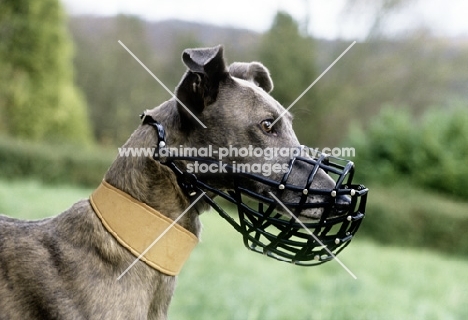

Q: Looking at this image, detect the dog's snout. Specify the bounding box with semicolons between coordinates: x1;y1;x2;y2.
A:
334;194;351;215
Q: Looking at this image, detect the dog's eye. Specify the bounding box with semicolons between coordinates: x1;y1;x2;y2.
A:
260;120;275;134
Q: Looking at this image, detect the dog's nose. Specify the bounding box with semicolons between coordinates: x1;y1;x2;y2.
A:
334;194;351;215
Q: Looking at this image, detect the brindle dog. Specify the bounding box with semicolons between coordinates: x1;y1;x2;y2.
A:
0;45;342;319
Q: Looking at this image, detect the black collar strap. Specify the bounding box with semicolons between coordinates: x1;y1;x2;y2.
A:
140;112;167;156
140;112;200;198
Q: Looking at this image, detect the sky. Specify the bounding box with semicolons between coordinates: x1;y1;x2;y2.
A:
61;0;468;40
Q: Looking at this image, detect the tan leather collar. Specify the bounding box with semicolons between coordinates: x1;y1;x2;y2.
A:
89;180;198;276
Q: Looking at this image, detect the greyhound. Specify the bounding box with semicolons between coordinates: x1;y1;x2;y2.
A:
0;45;350;319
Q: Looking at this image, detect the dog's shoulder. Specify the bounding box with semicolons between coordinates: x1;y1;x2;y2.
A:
0;214;22;224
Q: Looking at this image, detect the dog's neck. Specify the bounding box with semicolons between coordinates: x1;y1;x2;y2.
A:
104;109;203;237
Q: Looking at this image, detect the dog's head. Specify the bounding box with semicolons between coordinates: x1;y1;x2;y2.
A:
130;45;367;264
154;45;348;220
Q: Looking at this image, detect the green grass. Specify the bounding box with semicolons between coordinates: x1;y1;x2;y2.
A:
0;179;92;219
171;213;468;320
1;179;467;319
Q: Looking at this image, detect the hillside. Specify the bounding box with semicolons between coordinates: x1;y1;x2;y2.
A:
68;15;468;147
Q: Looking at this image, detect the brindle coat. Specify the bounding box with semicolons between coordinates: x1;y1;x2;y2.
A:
0;46;337;319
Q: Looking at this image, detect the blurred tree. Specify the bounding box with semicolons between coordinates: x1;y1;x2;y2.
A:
258;12;322;146
72;15;160;145
348;105;468;199
314;0;468;147
161;33;203;92
0;0;92;144
65;12;468;150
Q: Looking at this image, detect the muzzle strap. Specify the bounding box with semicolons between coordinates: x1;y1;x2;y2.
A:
138;112;368;266
90;180;198;276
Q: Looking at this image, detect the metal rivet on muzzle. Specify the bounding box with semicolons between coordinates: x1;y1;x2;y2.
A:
140;114;369;267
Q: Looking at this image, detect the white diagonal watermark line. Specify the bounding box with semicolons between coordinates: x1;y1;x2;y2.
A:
268;192;357;280
116;192;206;281
268;41;357;129
118;40;207;129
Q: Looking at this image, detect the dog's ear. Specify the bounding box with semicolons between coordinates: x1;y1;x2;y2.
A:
175;45;228;126
228;62;273;93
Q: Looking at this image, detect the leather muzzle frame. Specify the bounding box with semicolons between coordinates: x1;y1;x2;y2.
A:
90;180;198;276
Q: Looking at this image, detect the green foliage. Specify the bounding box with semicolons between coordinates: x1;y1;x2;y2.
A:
349;105;468;198
258;12;321;146
66;16;468;150
0;0;92;144
361;183;468;255
72;15;178;146
0;136;114;187
259;12;316;103
312;35;468;148
2;181;468;319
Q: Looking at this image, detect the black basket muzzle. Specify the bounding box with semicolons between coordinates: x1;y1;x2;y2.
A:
141;114;368;266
